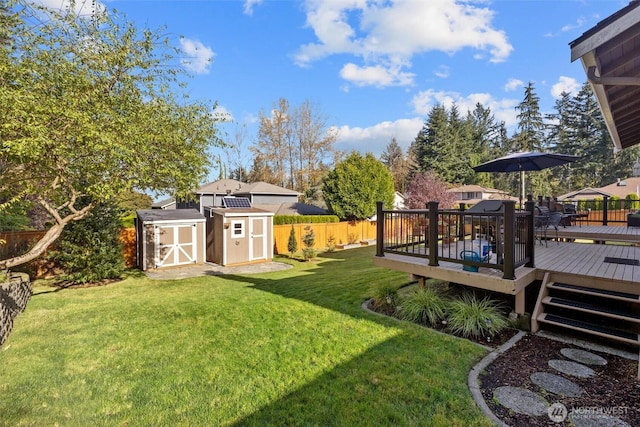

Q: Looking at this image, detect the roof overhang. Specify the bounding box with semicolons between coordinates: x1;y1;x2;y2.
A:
570;1;640;151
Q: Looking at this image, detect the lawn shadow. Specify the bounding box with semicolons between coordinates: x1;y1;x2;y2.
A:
221;247;410;322
230;330;487;426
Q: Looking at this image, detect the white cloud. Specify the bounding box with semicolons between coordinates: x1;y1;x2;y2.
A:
561;17;586;33
551;76;581;99
179;38;215;75
434;65;450;79
243;0;264;16
295;0;512;87
334;118;424;156
504;78;523;92
411;89;519;128
30;0;105;16
340;63;414;87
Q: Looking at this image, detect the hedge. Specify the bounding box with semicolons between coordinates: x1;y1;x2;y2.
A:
273;215;340;225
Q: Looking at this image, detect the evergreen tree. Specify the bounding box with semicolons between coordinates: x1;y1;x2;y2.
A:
287;226;298;254
381;138;410;193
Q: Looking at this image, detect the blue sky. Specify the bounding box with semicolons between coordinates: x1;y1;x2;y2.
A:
38;0;628;172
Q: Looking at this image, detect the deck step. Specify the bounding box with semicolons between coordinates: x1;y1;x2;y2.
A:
537;313;640;346
543;296;640;323
547;282;640;303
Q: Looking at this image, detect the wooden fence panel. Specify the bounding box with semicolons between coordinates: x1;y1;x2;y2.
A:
272;221;377;254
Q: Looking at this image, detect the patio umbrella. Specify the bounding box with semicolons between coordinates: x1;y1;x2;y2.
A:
473;151;580;207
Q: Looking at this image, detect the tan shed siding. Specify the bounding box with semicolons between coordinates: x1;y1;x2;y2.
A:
144;224;155;269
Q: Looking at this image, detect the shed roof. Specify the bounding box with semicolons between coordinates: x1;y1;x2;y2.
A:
136;209;205;222
570;1;640;151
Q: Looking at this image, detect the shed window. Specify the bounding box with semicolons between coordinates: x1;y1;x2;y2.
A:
231;220;245;238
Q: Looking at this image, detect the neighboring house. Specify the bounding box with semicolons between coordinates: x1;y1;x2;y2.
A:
558;177;640;201
446;185;514;207
176;179;326;216
393;191;406;210
151;197;176;209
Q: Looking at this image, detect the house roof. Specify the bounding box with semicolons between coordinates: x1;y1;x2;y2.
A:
151;197;176;209
136;209;205;222
558;177;640;200
557;187;612;200
570;1;640;151
253;202;328;215
195;179;244;195
598;176;640;198
234;181;301;196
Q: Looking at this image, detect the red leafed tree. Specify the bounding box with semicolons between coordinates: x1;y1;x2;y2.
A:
405;171;457;209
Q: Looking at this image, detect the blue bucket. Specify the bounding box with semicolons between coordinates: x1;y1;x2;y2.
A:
460;250;480;272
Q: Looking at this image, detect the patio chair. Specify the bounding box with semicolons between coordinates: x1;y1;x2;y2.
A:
534;206;550;245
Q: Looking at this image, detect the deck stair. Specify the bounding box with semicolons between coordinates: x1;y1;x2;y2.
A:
532;273;640;379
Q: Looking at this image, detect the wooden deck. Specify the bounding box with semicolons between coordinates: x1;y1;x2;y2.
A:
373;224;640;313
554;224;640;243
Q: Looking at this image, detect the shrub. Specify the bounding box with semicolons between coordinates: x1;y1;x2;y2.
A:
371;282;398;312
326;234;336;252
273;215;339;225
446;293;508;339
287;226;298;254
301;225;316;260
48;202;125;284
398;287;447;327
626;193;639;210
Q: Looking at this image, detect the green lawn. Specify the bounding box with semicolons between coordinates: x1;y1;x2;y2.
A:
0;247;492;426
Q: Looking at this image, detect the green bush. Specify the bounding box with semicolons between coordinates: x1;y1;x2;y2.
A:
446;293;508;339
625;193;639;211
49;202;125;284
371;282;399;312
287;226;298;254
608;195;621;210
398;287;447;327
301;225;316;261
273;215;339;225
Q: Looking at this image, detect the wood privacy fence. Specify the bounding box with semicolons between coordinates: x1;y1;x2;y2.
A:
272;221;377;254
0;229;137;272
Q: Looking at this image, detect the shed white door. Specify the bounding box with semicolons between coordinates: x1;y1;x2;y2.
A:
155;224;197;268
249;217;267;261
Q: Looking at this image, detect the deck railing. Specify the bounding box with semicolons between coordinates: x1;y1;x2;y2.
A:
375;200;534;280
541;195;638;225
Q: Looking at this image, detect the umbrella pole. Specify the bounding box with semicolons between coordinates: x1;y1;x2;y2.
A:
520;169;525;208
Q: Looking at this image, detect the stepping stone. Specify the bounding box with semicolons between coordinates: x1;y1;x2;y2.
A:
549;359;595;378
561;348;608;366
493;386;548;416
531;371;584;397
569;410;631;427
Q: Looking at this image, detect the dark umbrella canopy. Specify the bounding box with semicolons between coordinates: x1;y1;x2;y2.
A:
473;151;580;206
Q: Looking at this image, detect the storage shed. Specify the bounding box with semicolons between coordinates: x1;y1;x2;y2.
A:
135;209;206;271
205;204;274;267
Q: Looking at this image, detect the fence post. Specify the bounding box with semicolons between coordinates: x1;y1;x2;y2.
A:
525;198;535;268
376;202;384;257
458;204;466;240
502;200;516;279
603;195;609;225
428;201;439;267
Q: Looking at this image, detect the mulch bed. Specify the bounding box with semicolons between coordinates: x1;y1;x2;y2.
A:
480;334;640;426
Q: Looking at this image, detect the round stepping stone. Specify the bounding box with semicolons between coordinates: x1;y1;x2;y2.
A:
548;359;595;378
561;348;608;366
493;386;549;416
569;410;631;427
530;372;584;397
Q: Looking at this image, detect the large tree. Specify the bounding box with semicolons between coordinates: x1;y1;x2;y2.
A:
0;1;222;269
252;97;337;193
380;138;410;193
322;152;394;221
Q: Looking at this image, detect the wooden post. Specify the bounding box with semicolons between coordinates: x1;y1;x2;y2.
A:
525;198;535;268
502;200;515;279
375;202;384;257
428;201;439;267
